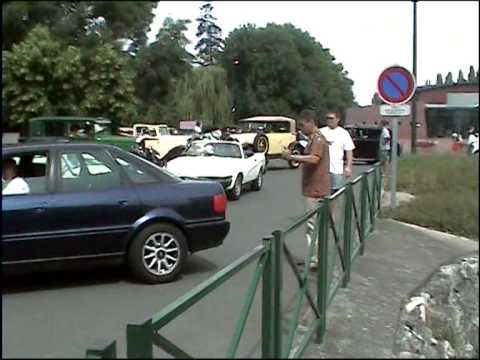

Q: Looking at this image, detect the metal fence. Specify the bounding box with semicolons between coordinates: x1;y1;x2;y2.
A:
86;163;382;359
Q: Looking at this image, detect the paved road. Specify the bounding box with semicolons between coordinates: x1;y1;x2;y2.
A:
2;161;370;358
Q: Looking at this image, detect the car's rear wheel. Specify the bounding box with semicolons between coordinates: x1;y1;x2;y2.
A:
288;147;302;169
128;223;188;284
252;169;263;191
228;174;243;200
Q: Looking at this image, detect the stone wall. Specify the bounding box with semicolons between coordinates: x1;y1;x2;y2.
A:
393;252;479;358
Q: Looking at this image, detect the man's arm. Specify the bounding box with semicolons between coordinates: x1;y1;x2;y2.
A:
344;150;353;177
283;153;320;164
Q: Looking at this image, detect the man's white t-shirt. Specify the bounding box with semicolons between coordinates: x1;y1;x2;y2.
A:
320;126;355;175
2;177;30;195
381;127;391;151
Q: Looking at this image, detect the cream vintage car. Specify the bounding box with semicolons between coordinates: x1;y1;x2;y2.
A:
229;116;303;168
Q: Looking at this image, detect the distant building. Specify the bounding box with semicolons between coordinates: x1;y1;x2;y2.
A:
346;83;479;144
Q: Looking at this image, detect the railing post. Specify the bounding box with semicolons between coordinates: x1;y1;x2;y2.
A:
316;200;329;344
377;164;383;212
360;175;368;255
126;319;154;358
86;340;117;359
262;236;274;358
271;230;283;358
370;172;376;231
342;183;353;287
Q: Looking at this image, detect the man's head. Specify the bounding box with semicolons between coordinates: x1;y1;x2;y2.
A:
3;159;18;181
299;109;318;135
325;111;341;129
380;119;389;128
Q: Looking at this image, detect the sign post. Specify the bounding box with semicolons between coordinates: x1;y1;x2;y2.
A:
377;65;416;210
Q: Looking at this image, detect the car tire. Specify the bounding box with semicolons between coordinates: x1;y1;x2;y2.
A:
253;135;269;153
228;174;243;200
288;147;302;169
128;223;188;284
251;169;263;191
264;158;269;173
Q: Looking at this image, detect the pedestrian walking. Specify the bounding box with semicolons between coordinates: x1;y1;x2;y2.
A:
282;109;330;270
319;111;355;194
451;133;463;153
379;119;391;190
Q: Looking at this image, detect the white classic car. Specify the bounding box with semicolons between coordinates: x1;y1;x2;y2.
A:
166;140;266;200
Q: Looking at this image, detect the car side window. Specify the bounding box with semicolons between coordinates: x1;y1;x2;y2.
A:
114;155;158;184
2;151;50;196
58;150;122;193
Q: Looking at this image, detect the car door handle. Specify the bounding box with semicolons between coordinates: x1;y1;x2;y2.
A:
118;200;129;206
33;207;46;214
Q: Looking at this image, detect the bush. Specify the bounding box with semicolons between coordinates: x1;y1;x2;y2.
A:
391;154;479;239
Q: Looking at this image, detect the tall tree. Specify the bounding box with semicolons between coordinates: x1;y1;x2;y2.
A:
445;72;454;85
4;25;137;127
134;17;194;124
222;23;354;119
436;73;443;86
175;66;233;127
468;65;476;83
457;69;466;84
195;1;225;66
2;1;156;51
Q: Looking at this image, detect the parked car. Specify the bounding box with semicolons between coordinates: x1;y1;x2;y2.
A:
228;116;303;169
166;139;266;200
22;116;137;152
2;143;230;283
345;124;401;163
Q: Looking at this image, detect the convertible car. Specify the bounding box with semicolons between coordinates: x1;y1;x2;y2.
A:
165;140;266;200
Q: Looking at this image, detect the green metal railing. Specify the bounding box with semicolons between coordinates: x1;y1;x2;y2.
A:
86;163;382;359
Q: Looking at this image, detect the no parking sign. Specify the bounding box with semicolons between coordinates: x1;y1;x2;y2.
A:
377;65;416;105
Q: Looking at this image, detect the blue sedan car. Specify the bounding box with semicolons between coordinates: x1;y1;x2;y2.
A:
2;143;230;283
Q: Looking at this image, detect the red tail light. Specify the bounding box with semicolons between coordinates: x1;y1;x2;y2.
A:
213;194;228;214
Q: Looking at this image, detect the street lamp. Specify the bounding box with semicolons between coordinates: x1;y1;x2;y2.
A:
232;58;241;121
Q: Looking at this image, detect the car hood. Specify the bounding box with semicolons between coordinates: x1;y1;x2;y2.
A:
166;156;241;178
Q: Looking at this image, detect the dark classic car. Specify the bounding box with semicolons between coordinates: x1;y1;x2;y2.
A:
345;124;401;163
2;143;229;283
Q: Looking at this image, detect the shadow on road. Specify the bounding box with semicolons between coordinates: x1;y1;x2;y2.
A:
2;255;219;294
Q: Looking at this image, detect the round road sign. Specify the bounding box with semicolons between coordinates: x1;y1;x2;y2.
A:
377;65;416;105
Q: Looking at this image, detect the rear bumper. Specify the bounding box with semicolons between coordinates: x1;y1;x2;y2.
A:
184;219;230;253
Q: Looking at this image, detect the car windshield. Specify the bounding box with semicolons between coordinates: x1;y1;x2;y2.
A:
185;143;242;158
239;121;266;132
239;121;290;133
93;122;112;135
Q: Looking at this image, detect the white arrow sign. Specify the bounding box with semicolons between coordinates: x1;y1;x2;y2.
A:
380;104;411;117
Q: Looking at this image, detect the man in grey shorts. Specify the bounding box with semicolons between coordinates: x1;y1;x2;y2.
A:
320;111;355;194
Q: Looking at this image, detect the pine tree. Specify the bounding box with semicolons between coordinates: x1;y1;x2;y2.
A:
436;73;443;86
468;65;476;83
457;69;466;84
445;72;454;85
195;1;225;66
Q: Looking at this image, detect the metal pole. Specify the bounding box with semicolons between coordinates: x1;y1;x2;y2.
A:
390;118;399;210
411;0;418;154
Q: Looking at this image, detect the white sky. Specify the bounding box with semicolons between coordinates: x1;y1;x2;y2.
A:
148;1;479;106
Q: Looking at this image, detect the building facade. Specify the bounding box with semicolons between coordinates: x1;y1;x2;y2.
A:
346;84;479;150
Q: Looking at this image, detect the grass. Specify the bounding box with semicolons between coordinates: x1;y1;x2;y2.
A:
384;153;479;240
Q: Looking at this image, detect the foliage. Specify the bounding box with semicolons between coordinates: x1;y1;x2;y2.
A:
80;44;138;125
175;65;233;127
221;23;354;121
2;1;156;51
393;154;479;240
445;72;454;85
457;69;466;84
468;66;476;83
195;1;225;66
435;73;443;86
133;17;194;125
4;25;137;127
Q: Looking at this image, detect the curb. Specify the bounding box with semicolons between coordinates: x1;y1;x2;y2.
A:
384;219;478;244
